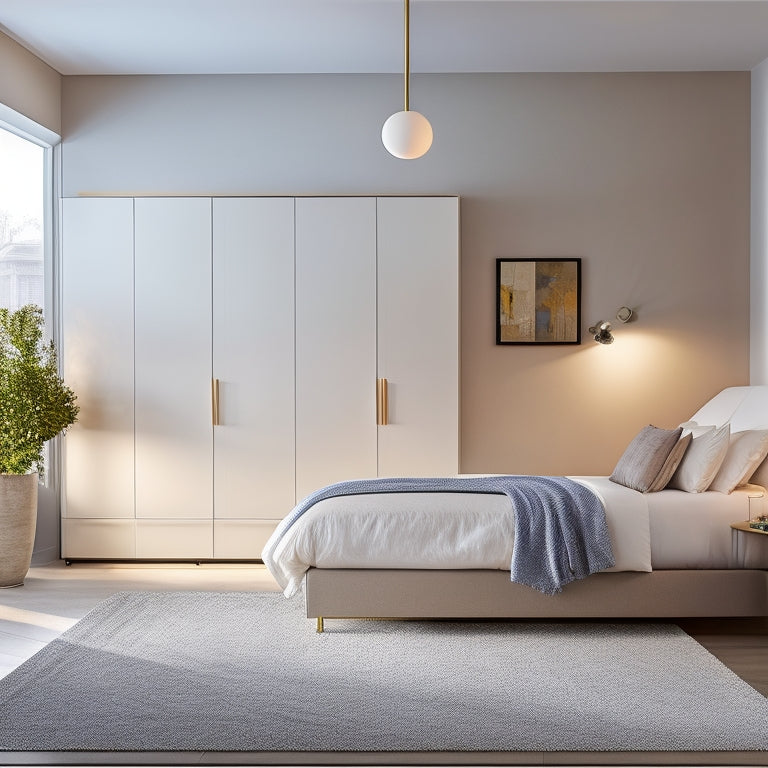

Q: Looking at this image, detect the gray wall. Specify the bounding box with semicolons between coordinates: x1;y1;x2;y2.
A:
62;71;750;476
752;58;768;386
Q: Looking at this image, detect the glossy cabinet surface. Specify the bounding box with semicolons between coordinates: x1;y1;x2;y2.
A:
295;197;378;500
213;197;296;523
134;197;213;521
376;197;460;477
61;196;459;560
61;198;135;521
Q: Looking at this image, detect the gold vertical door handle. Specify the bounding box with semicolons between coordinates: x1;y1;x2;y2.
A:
381;378;388;425
212;378;220;426
377;378;388;426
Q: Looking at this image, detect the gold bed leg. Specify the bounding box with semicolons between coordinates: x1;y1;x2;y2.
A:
316;616;324;633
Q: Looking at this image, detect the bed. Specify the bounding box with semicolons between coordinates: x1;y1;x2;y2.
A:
263;386;768;630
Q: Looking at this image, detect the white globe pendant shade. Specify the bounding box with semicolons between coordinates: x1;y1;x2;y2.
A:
382;110;433;160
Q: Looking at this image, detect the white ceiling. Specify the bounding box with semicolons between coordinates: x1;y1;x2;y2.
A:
1;0;768;76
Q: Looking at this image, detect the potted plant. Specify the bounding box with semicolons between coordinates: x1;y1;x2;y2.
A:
0;305;79;587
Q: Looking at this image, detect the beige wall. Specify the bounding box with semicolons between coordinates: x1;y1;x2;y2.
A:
461;74;750;475
0;31;61;134
61;72;750;475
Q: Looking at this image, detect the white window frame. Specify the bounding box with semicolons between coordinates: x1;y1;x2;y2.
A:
0;103;58;336
0;103;61;489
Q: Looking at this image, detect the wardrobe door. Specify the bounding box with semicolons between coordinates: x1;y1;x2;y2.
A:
295;198;377;500
212;198;296;557
376;197;460;477
134;198;213;546
61;197;136;557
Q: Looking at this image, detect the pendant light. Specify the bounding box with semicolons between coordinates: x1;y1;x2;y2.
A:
381;0;433;159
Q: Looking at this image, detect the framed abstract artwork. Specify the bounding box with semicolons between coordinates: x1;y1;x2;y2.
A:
496;258;581;345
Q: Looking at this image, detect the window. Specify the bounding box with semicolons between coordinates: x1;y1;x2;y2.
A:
0;115;56;493
0;128;46;313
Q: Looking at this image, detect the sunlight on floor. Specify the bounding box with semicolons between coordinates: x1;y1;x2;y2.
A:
0;604;76;632
0;561;283;679
23;560;282;587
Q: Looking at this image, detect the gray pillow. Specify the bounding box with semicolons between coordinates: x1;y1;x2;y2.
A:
647;432;692;492
610;425;684;493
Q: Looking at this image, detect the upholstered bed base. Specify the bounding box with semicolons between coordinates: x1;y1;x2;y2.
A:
305;568;768;627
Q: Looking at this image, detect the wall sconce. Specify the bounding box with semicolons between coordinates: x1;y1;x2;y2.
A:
589;321;614;344
588;307;634;344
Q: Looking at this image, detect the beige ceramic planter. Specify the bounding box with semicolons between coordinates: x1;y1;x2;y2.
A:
0;473;38;588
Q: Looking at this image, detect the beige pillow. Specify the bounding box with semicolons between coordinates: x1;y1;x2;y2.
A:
708;429;768;494
610;425;684;493
668;423;730;493
647;432;692;492
751;455;768;489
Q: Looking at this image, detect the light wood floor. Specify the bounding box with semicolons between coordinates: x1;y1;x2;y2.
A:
678;616;768;698
1;562;767;767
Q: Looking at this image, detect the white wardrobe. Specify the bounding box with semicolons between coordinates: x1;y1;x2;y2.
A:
60;196;459;561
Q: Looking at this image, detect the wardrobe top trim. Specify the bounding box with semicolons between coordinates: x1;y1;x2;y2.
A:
67;193;460;200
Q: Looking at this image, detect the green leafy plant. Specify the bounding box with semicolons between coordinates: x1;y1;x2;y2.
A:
0;305;79;475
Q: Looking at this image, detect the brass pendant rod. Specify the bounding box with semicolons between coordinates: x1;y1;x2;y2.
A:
404;0;410;112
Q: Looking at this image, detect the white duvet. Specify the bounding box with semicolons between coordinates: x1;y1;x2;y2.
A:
262;476;654;597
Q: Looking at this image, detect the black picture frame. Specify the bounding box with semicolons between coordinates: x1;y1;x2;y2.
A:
496;258;582;345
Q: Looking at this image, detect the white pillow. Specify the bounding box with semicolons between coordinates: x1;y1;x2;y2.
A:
668;423;730;493
708;429;768;494
678;421;715;437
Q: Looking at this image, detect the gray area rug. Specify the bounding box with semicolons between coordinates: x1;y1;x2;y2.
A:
0;590;767;753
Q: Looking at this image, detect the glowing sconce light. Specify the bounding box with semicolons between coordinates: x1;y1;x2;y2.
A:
589;307;634;344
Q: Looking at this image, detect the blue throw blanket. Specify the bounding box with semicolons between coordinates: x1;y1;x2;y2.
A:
271;476;614;594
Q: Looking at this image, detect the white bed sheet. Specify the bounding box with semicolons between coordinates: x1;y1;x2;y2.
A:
264;475;652;597
647;484;767;568
263;477;768;597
